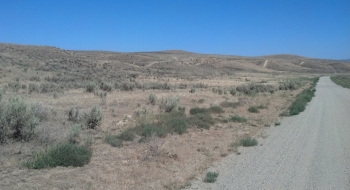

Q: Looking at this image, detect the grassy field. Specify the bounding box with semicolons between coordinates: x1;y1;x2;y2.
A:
331;75;350;89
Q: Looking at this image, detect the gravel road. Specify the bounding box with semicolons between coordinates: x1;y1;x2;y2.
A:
188;76;350;190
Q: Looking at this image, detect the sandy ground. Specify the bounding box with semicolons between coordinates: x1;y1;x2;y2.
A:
188;76;350;190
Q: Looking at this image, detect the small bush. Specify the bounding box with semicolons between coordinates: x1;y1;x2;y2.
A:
248;106;259;113
187;113;214;130
220;101;240;108
105;134;123;147
26;143;92;169
100;81;113;92
28;83;40;93
190;107;209;115
149;93;157;105
140;123;166;138
3;98;40;141
159;95;179;112
68;107;80;122
189;87;196;93
240;137;258;147
198;99;205;103
85;82;96;93
231;115;247;123
204;172;219;183
165;115;187;135
209;105;224;114
84;106;103;129
118;129;135;141
230;88;237;96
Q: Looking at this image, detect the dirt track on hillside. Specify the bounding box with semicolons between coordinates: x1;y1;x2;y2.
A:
188;76;350;190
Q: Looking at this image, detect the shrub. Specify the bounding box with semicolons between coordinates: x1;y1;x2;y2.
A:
231;115;247;123
248;106;259;113
84;106;103;129
68;107;80;122
198;99;205;103
85;82;96;93
190;107;209;115
28;83;40;93
25;143;92;169
100;81;113;92
240;137;258;147
3;98;40;141
149;93;157;105
331;75;350;89
164;113;188;135
117;129;135;141
8;82;21;92
31;102;50;121
220;101;240;108
140;123;166;138
189;87;196;93
230;88;237;96
187;113;214;130
288;88;314;115
120;82;135;91
105;134;123;147
209;105;224;114
159;95;179;112
257;104;267;109
204;172;219;183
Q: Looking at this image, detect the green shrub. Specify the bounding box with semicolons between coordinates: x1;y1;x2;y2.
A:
84;106;103;129
187;113;214;130
117;129;135;141
240;137;258;147
190;107;209;115
85;82;96;93
68;107;80;122
165;114;187;135
209;105;224;114
28;83;40;93
248;106;259;113
220;101;240;108
331;75;350;88
230;88;237;96
288;88;315;115
189;87;196;93
100;81;113;92
26;143;92;169
231;115;247;123
105;134;123;147
159;95;179;112
140;123;166;138
149;93;157;105
204;172;219;183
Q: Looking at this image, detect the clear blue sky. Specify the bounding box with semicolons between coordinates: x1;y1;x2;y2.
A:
1;0;349;59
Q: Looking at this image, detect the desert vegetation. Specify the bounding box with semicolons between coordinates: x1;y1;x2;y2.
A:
0;43;333;190
331;75;350;88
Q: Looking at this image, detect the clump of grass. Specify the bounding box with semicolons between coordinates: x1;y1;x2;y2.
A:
190;107;209;115
148;93;157;105
220;101;240;108
231;115;247;123
117;129;135;141
85;82;96;93
209;105;224;114
204;172;219;183
105;134;123;147
189;87;196;93
240;137;258;147
275;121;281;126
187;113;214;129
248;106;259;113
25;143;92;169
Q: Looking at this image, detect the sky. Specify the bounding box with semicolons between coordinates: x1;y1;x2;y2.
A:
0;0;349;60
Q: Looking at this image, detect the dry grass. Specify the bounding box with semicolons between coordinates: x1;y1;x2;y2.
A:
0;43;325;190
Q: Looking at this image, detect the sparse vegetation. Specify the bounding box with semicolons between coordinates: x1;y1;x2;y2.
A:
220;101;240;108
148;93;157;105
117;129;136;141
159;95;179;112
331;75;350;89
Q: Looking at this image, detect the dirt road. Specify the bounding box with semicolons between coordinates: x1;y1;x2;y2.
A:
188;76;350;190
